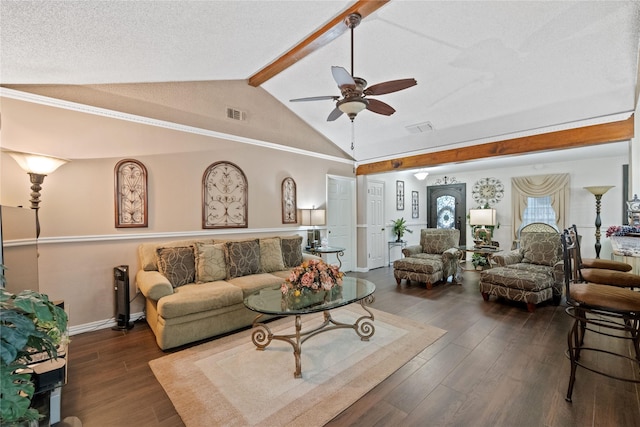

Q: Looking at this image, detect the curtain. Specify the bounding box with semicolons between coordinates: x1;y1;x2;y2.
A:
511;173;570;239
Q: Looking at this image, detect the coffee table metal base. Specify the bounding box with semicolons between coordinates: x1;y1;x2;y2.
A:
250;295;375;378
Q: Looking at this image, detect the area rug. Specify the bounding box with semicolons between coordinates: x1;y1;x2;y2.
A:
149;306;446;427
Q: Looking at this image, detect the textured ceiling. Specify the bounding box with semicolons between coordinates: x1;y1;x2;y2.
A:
1;1;639;165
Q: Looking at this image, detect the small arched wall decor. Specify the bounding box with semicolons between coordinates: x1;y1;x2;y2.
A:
203;161;248;228
114;159;148;228
281;177;297;224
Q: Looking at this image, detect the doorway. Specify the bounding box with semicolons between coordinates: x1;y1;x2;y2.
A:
326;175;356;272
427;183;467;246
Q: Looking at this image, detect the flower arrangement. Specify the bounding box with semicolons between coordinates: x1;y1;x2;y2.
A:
605;225;640;238
281;259;344;296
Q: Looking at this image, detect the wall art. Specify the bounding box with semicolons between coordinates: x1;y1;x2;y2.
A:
396;180;405;210
412;191;419;218
281;177;297;224
114;159;148;228
203;161;248;228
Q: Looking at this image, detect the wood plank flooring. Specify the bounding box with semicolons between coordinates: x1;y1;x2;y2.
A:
60;267;640;426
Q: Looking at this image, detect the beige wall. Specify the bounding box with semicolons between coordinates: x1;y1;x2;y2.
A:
0;93;353;330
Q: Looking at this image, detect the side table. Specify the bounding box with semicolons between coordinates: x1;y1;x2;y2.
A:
306;246;346;270
388;241;407;266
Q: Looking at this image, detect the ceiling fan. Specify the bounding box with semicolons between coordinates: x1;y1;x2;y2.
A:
290;13;417;122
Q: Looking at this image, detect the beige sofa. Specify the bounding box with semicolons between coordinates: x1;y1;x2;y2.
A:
135;235;319;350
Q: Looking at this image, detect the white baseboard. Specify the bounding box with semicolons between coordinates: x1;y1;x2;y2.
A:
68;311;145;336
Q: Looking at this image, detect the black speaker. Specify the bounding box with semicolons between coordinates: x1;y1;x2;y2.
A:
112;265;133;330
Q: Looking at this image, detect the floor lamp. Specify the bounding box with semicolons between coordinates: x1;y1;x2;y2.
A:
7;151;69;238
584;185;614;259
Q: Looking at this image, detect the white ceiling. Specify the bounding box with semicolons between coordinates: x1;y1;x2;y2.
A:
1;1;639;165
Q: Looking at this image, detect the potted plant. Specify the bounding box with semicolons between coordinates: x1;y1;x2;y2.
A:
471;253;490;270
392;218;413;242
0;265;68;426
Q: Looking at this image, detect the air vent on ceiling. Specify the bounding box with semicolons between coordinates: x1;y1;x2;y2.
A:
226;107;247;121
406;121;434;134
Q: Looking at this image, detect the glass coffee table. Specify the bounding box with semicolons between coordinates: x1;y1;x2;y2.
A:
243;276;376;378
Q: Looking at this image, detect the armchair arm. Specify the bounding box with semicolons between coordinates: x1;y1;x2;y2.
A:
402;245;423;257
136;270;174;301
493;250;523;267
442;247;463;261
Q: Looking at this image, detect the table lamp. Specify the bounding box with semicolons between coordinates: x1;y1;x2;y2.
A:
469;208;496;246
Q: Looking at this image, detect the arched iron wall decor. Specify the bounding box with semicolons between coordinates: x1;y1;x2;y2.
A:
114;159;148;228
281;177;297;224
203;161;248;228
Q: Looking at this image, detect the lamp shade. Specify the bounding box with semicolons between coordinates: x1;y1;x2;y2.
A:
7;151;69;175
469;208;496;226
300;208;326;226
584;186;614;196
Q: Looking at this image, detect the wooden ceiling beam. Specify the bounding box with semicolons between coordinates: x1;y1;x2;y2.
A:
356;114;635;175
248;1;389;87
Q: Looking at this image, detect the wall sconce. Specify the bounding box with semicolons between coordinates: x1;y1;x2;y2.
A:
469;208;497;246
413;169;429;180
584;185;614;259
300;207;326;248
6;151;69;238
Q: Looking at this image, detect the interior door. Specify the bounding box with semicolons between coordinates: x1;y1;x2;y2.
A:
367;180;385;269
327;176;355;272
427;183;467;246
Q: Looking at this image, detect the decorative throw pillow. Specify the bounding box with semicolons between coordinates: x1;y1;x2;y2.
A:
521;232;561;266
259;237;285;273
194;242;227;283
224;239;261;279
281;235;303;268
156;246;196;287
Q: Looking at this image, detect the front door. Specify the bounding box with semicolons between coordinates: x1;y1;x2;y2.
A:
427;183;467;246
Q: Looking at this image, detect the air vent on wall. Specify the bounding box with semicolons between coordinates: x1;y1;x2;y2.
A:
406;121;434;134
226;107;247;121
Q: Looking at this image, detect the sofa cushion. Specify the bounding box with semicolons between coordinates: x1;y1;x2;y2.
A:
420;228;460;254
194;242;227;283
140;238;214;271
227;273;285;298
521;232;561;266
225;239;261;279
259;237;285;273
281;235;303;268
157;282;244;319
156;246;196;287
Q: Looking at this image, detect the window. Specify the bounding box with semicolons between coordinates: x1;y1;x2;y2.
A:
519;196;558;233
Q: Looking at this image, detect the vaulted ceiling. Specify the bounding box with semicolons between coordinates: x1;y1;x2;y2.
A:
1;1;639;169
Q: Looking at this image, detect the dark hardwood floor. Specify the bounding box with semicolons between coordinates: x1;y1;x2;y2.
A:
61;267;640;427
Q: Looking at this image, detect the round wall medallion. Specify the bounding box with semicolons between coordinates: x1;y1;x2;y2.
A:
472;177;504;206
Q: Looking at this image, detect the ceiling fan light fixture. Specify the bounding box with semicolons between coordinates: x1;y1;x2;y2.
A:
337;98;367;120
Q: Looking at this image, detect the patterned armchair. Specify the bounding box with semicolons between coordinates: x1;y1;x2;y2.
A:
479;231;563;312
393;228;462;289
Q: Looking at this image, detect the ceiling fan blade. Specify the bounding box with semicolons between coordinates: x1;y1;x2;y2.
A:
364;78;417;96
327;107;344;121
290;95;339;102
331;66;356;89
366;98;396;116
